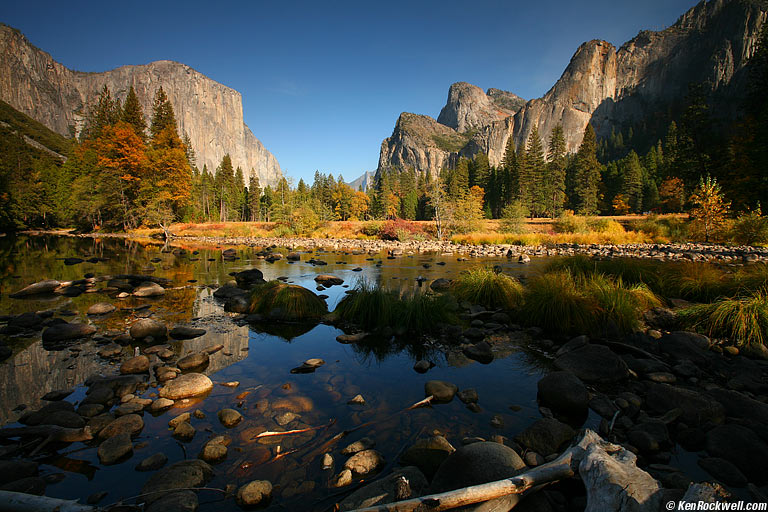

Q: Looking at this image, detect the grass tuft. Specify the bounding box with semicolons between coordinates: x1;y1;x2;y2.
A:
678;289;768;347
451;266;524;310
249;281;327;321
521;271;596;335
334;279;456;334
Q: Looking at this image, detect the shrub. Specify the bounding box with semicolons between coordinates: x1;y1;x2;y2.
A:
380;219;423;241
500;201;530;234
360;221;382;237
553;211;588;234
271;224;294;238
587;218;625;234
731;207;768;246
249;281;327;321
678;289;768;347
289;206;320;236
451;266;524;309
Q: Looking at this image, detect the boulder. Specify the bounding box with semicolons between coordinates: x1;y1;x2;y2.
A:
514;418;575;456
130;319;167;340
98;432;133;465
144;491;198;512
87;303;116;315
339;467;428;511
537;371;589;416
0;461;38;486
133;281;165;297
644;383;725;427
430;442;526;511
658;331;712;366
98;414;144;439
217;408;243;428
430;278;452;292
697;457;748;487
463;341;494;364
9;280;61;298
425;380;458;403
236;480;272;507
120;355;150;375
177;352;209;370
344;449;385;475
400;435;455;479
136;453;168;472
553;344;629;383
41;322;96;344
314;274;344;286
169;326;206;340
159;373;213;400
234;269;266;289
140;460;213;506
705;424;768;484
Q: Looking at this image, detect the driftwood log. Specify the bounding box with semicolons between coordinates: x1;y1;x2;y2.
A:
0;490;96;512
349;430;662;512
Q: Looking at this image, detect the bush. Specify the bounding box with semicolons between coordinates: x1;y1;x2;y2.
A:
249;281;328;321
500;201;529;234
731;207;768;246
678;289;768;347
587;218;624;234
289;206;320;236
451;266;524;309
271;224;294;237
380;219;423;241
553;211;589;234
360;221;382;237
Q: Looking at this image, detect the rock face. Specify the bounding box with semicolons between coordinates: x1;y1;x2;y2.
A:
377;0;767;174
0;24;281;187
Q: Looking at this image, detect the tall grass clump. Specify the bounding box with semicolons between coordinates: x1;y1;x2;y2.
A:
546;256;664;291
585;275;662;333
521;271;596;335
334;280;456;334
733;263;768;293
249;281;328;321
660;261;730;301
451;266;524;310
334;280;399;331
678;289;768;347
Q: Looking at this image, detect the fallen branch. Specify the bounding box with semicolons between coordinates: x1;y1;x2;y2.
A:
0;425;93;443
250;419;336;440
348;429;663;512
0;490;95;512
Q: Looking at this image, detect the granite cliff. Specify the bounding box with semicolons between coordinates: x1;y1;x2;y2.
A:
0;24;281;186
378;0;767;176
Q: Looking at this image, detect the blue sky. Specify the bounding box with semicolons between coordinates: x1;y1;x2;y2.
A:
1;0;698;183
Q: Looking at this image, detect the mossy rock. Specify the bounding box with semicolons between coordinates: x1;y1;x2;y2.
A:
249;281;327;321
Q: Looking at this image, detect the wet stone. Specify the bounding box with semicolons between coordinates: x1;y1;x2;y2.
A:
218;408;243;428
98;432;133;465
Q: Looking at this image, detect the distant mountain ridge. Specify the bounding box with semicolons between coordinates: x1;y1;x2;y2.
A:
347;170;375;192
378;0;768;176
0;23;282;186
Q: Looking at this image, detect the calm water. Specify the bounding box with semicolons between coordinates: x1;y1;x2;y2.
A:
0;235;566;510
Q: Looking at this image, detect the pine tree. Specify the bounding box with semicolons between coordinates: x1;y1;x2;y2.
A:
621;151;644;213
547;125;567;217
150;87;177;141
234;167;246;220
121;85;146;139
248;174;261;221
523;127;546;216
82;85;121;141
214;155;235;221
573;124;602;214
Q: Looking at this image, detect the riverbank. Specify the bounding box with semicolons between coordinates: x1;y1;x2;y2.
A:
20;229;768;263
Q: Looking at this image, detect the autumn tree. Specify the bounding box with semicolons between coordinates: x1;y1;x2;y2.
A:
689;175;730;242
659;177;685;213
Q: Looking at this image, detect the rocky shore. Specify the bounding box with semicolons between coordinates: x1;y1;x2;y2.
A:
22;229;768;263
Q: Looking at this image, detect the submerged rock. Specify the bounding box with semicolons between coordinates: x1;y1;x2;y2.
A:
9;280;60;298
425;380;458;403
42;322;96;344
553;344;629;383
236;480;272;507
339;467;428;511
98;432;133;465
344;449;385;475
130;319;167;340
514;418;575;456
140;460;214;506
87;303;116;315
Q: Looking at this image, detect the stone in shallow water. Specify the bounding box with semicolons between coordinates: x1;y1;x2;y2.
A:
159;373;213;400
42;322;96;344
425;380;457;403
177;352;209;370
130;318;167;340
98;432;133;465
236;480;272;507
99;414;144;439
514;418;575;456
120;355;149;375
87;303;116;315
136;453;168;472
169;326;206;340
217;408;243;428
553;344;629;383
344;449;385;475
133;281;165;297
140;460;213;506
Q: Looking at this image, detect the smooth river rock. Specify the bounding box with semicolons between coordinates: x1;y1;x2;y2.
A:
159;373;213;400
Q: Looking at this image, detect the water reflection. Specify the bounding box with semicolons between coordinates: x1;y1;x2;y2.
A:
0;235;554;511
